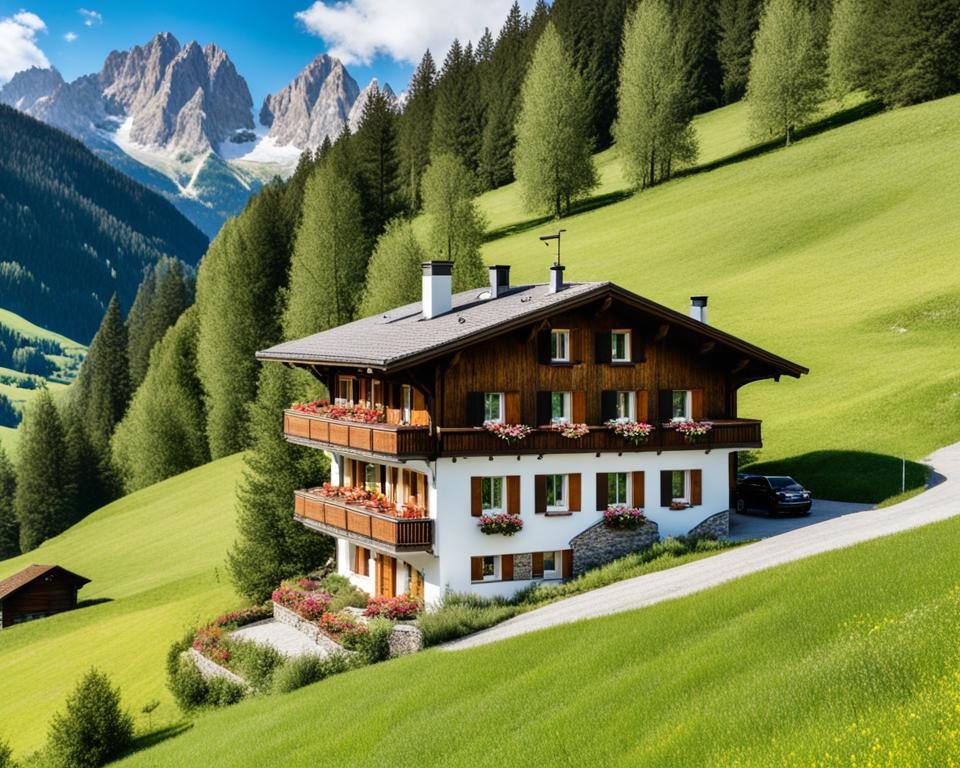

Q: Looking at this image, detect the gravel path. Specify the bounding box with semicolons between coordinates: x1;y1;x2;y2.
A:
230;620;341;658
442;443;959;651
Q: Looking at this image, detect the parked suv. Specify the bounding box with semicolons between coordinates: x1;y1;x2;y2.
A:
735;475;812;516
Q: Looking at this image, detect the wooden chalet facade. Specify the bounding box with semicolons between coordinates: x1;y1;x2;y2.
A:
258;261;807;601
0;564;90;629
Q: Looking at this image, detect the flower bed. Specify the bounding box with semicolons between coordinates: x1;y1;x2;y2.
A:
602;507;647;530
477;513;524;536
365;594;421;621
318;612;369;647
291;399;385;424
606;419;654;445
272;582;333;621
549;421;590;439
484;421;533;444
673;419;714;442
315;482;427;519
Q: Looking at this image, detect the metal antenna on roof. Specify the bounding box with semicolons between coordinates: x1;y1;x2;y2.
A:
539;228;566;267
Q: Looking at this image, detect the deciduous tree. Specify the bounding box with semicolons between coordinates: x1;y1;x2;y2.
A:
358;219;427;317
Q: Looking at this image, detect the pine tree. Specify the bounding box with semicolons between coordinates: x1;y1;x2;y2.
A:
15;389;77;551
283;162;368;341
353;84;403;239
358;219;427;317
430;40;483;173
398;50;437;210
64;407;111;520
514;22;598;218
615;0;699;189
0;444;18;559
476;28;495;63
717;0;762;102
112;309;209;493
228;364;333;602
747;0;826;145
421;154;488;291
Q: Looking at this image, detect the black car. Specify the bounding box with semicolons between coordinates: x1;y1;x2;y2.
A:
735;475;812;515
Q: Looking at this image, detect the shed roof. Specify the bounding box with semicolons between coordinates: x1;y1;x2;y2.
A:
0;564;90;601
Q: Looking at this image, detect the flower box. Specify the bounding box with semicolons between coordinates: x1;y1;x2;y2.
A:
477;513;524;536
602;507;647;530
549;422;590;439
483;421;533;444
606;419;654;445
670;500;691;510
292;399;386;424
673;419;713;442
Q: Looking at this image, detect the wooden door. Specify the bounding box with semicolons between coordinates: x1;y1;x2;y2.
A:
376;554;396;598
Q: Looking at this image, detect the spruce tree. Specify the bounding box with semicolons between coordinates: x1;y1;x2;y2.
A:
228;363;333;602
358;219;427;317
15;389;76;551
64;407;111;520
718;0;762;102
672;0;725;112
398;50;437;210
430;40;483;173
421;154;488;291
283;162;368;341
746;0;826;145
0;444;18;559
615;0;699;189
514;22;598;218
353;84;403;240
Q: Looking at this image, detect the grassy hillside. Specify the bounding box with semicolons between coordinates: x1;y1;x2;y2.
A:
0;454;243;758
481;94;960;502
120;507;960;767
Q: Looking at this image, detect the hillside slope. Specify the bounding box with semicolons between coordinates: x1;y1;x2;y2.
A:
0;105;208;342
483;94;960;501
0;455;243;757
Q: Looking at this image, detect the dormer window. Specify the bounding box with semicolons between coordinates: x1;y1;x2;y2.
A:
611;330;631;362
551;329;570;362
483;392;504;424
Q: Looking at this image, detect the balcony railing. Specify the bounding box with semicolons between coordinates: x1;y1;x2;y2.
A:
294;488;434;553
283;410;433;458
437;419;761;456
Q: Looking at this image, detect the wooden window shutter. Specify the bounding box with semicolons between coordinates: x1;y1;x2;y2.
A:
594;331;612;364
631;329;644;363
534;475;547;513
562;550;573;579
691;389;705;420
353;379;360;403
537;329;552;364
466;392;485;427
569;473;582;512
660;471;673;507
471;477;483;517
501;554;514;581
596;472;609;510
471;556;483;582
536;391;552;426
658;389;674;423
572;391;586;423
600;391;617;422
690;469;703;505
571;328;583;363
637;390;650;422
506;476;520;515
532;552;544;578
632;471;645;508
505;392;520;423
353;546;362;574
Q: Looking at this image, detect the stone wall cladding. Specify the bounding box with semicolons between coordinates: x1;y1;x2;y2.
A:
687;510;729;539
512;552;533;581
388;624;423;657
273;601;324;644
569;519;660;576
276;601;422;658
186;648;248;688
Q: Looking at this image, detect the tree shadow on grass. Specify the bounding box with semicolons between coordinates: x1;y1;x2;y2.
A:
744;450;931;505
127;721;193;755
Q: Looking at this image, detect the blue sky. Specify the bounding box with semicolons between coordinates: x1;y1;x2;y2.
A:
0;1;534;106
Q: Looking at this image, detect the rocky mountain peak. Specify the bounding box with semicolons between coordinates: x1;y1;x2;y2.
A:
0;67;64;112
347;78;397;131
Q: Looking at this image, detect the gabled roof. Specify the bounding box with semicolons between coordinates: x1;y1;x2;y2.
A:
0;564;90;601
257;281;808;379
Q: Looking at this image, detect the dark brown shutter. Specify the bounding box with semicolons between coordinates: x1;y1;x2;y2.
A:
534;475;547;513
571;328;583;363
572;392;586;423
596;472;609;510
637;390;650;421
536;391;552;425
690;470;703;505
600;391;617;422
562;550;573;579
501;554;514;581
569;473;581;512
660;471;673;507
504;392;520;423
631;329;644;363
506;476;520;515
471;556;483;581
466;392;485;426
537;329;552;364
353;379;360;403
595;331;612;363
632;471;645;508
658;389;674;423
392;382;402;408
532;552;544;578
471;477;483;517
691;389;704;420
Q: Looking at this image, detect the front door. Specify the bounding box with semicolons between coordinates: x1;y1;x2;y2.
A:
376;554;396;598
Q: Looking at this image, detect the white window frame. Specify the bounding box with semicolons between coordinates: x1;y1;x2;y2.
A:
370;380;382;409
401;385;413;424
550;391;572;424
614;391;636;421
542;551;560;579
671;390;692;421
546;474;568;512
483;392;505;424
611;329;631;363
364;463;377;492
608;472;631;508
481;555;500;582
671;470;690;504
481;476;505;513
551;329;571;362
337;376;355;406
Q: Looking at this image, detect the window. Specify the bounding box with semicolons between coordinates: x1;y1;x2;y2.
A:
672;390;692;420
482;555;499;581
608;472;630;507
546;474;567;511
611;330;631;362
615;391;635;421
483;392;504;423
370;380;382;408
337;376;355;405
551;391;572;423
542;551;560;578
481;477;504;513
671;470;688;501
364;463;377;492
401;385;413;424
551;329;570;362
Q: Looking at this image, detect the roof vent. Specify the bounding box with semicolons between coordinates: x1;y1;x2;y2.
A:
689;296;708;323
421;261;453;319
488;265;510;298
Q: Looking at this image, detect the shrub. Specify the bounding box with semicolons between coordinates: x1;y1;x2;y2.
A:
46;668;134;768
272;653;351;694
230;642;284;692
205;677;246;707
354;617;394;663
0;736;11;768
418;593;518;647
323;574;368;612
167;654;210;712
320;612;369;647
365;594;420;621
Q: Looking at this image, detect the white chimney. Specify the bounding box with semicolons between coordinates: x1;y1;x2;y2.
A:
488;264;510;298
422;261;453;319
689;296;708;323
548;264;565;294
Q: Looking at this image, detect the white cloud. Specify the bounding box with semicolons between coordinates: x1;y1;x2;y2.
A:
0;11;49;84
79;8;102;27
295;0;532;66
64;30;78;42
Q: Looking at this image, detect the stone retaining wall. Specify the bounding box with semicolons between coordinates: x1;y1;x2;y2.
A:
186;648;248;688
273;601;327;645
274;601;423;658
569;519;660;576
687;510;729;539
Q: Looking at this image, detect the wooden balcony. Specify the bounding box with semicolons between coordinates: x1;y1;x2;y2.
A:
294;489;434;554
283;410;434;459
437;419;761;457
